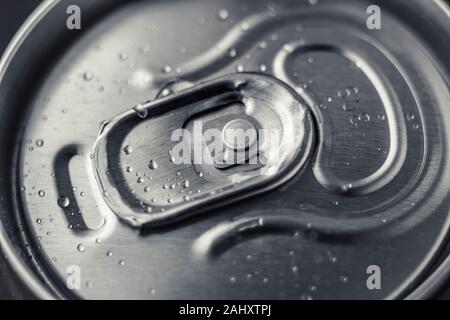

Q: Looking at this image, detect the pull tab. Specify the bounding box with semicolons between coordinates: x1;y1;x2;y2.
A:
91;73;314;227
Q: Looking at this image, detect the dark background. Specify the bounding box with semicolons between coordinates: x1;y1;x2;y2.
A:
0;0;44;300
0;1;43;54
0;0;449;300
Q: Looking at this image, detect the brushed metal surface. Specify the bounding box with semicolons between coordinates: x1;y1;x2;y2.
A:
0;0;449;300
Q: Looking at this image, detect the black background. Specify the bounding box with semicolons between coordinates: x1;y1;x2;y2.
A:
0;0;449;300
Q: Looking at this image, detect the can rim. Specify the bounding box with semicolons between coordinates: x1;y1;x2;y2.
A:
0;0;449;300
0;0;60;301
403;0;450;301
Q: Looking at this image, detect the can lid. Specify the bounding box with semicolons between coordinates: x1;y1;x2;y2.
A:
1;0;449;300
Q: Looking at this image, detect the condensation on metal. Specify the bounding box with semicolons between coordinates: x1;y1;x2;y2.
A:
0;0;449;299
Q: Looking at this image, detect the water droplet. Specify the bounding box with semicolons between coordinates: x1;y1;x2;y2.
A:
236;64;244;72
95;237;102;244
38;190;45;197
259;41;268;49
123;145;133;155
133;104;148;119
57;196;70;208
36;218;42;225
119;260;125;266
106;251;113;257
137;177;144;184
230;276;236;283
77;244;85;253
358;113;370;122
309;285;318;293
228;48;237;58
309;0;319;5
160;88;172;97
148;159;158;170
36;139;44;147
342;103;354;112
377;113;386;121
83;72;94;82
162;65;172;74
179;46;187;54
240;22;249;31
406;113;415;121
218;9;229;20
343;183;353;191
349;115;358;126
337;88;351;98
300;294;314;300
118;52;128;61
182;180;190;188
260;64;267;72
340;275;349;283
183;195;191;202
